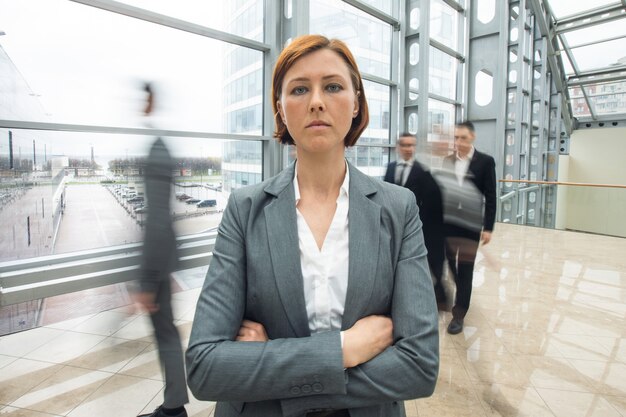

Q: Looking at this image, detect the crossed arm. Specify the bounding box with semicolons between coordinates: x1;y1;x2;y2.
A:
185;193;439;416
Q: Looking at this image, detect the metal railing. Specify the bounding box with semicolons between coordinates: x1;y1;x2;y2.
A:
0;231;217;307
497;179;626;237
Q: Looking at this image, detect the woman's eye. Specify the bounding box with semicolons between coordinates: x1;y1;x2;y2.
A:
292;86;307;95
327;84;342;93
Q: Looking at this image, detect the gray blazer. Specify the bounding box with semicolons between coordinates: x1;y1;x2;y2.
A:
186;162;439;417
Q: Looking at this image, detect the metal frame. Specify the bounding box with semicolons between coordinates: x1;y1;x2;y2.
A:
0;120;271;142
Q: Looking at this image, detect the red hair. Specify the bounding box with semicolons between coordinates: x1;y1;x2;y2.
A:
271;35;369;147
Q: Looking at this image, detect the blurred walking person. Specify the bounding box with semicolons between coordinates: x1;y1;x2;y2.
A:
440;121;496;335
135;83;189;417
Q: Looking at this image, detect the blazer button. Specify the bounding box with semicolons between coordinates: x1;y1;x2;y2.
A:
312;383;323;392
301;384;312;393
290;386;301;395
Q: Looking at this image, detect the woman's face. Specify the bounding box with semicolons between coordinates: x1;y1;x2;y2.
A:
277;48;359;156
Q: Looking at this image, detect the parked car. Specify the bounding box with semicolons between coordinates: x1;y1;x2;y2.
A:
176;193;192;201
134;206;148;214
185;198;201;204
127;196;144;204
196;199;217;208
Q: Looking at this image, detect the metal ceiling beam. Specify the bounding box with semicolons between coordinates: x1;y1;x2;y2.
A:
555;3;626;34
528;0;574;133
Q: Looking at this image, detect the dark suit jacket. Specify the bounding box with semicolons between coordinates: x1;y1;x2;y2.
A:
442;149;497;233
139;138;178;292
186;162;439;417
384;161;445;273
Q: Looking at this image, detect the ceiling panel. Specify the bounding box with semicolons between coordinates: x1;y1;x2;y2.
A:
546;0;617;19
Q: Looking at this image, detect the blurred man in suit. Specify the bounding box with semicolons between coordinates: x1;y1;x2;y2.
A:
441;121;496;335
384;133;445;308
135;83;189;417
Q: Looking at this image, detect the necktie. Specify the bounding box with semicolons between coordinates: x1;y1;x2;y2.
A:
395;162;407;185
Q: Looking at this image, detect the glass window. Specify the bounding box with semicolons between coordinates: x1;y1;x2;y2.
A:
0;128;262;261
476;0;496;24
361;80;391;145
360;0;393;16
344;146;390;179
564;20;626;48
310;0;393;79
570;38;626;72
116;0;264;41
427;99;455;143
547;0;616;19
429;47;458;99
430;0;459;51
475;70;493;106
0;0;264;134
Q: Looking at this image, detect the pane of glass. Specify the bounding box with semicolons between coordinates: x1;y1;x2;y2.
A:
223;140;263;191
408;112;418;134
310;0;393;80
0;127;263;261
430;0;459;51
477;0;496;24
475;70;493;106
570;38;626;72
359;0;393;16
570;94;591;117
589;93;626;115
116;0;264;41
427;99;455;143
409;42;420;65
564;20;626;48
547;0;616;19
344;146;390;179
361;80;390;145
429;47;458;99
410;6;420;30
0;0;264;134
409;78;419;100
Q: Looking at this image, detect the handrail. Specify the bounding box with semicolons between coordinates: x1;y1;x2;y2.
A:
0;232;217;307
498;179;626;189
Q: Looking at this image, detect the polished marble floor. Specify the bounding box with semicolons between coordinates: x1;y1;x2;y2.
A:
1;223;625;416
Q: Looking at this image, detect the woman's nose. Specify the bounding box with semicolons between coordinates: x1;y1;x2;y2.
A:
309;88;325;112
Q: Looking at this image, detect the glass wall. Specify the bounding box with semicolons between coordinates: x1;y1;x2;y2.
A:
0;0;269;261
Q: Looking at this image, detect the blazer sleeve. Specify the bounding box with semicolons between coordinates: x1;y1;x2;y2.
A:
280;194;439;417
186;193;348;403
482;155;497;231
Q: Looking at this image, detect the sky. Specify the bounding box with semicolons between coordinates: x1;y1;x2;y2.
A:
0;0;236;160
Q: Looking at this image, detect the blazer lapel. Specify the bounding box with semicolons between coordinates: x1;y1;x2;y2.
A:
264;164;311;337
342;164;381;329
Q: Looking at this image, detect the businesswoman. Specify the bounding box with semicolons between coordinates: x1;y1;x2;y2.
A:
186;35;439;417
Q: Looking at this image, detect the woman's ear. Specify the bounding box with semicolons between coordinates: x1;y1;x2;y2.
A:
353;92;360;118
276;101;286;124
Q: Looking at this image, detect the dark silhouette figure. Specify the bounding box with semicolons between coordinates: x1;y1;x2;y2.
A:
384;133;445;308
136;83;189;417
439;120;497;335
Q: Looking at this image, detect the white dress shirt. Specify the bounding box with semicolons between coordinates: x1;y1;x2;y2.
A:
396;158;414;186
294;162;350;336
455;146;475;186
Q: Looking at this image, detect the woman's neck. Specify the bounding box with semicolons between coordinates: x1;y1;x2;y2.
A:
296;152;346;197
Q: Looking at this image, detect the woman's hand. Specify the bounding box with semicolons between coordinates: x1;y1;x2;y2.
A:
342;315;393;368
236;319;269;342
